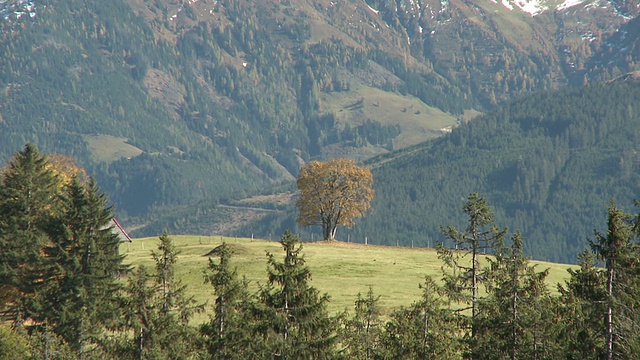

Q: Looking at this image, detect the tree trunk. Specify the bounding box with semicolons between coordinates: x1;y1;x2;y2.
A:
605;258;614;360
322;219;330;241
471;244;477;340
218;296;225;337
138;327;144;360
511;259;518;360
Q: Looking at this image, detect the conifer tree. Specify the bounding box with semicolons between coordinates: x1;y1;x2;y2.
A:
557;250;606;360
118;265;159;359
151;232;181;315
201;242;255;359
437;192;507;354
0;144;62;325
476;231;557;360
341;286;382;359
116;233;202;359
378;276;464;359
259;230;338;359
590;202;639;359
0;324;32;359
42;178;125;356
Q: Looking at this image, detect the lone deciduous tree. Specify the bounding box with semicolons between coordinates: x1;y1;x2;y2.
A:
296;158;374;241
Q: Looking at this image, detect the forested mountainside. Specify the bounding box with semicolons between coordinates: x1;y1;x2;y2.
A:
227;78;640;264
1;0;640;261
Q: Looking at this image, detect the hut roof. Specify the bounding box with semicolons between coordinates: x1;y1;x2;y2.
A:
112;218;132;242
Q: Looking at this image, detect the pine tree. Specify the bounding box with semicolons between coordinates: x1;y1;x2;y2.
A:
0;144;62;325
119;265;159;360
378;276;464;359
476;231;557;360
557;250;606;360
42;178;125;356
116;233;202;359
590;202;640;359
151;232;181;315
341;286;382;359
0;324;32;359
437;192;507;355
258;230;338;359
201;242;255;359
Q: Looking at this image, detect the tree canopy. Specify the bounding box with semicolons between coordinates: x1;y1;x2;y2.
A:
0;143;125;358
296;158;374;241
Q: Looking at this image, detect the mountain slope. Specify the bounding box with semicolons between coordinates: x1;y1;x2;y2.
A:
224;78;640;264
343;78;640;263
1;0;640;253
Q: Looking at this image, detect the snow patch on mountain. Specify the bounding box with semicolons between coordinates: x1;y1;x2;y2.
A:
0;0;36;26
364;0;379;14
495;0;548;16
556;0;586;11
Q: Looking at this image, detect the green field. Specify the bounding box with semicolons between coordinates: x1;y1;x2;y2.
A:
83;134;143;163
120;235;578;323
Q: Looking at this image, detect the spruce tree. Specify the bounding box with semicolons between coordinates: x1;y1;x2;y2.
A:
476;231;557;360
42;178;125;356
0;144;62;325
378;276;464;359
557;250;606;360
259;230;338;359
118;265;159;359
201;242;255;359
151;232;181;315
341;286;382;359
437;192;507;355
590;202;639;359
116;233;202;359
0;324;32;359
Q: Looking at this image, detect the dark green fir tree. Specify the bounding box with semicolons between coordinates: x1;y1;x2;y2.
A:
378;276;464;359
42;177;125;356
557;250;606;360
437;192;507;356
475;231;558;360
0;144;62;326
590;202;640;359
115;233;202;359
341;286;382;359
258;230;338;359
201;242;255;359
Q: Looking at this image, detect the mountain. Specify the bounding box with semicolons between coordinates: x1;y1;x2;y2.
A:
1;0;640;261
230;77;640;264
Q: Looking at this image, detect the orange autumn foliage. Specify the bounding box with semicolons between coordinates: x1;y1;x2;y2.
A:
296;158;374;241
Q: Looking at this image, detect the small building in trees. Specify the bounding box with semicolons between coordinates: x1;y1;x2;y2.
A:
111;218;132;242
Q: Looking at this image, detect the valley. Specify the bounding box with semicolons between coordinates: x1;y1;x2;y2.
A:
0;0;639;263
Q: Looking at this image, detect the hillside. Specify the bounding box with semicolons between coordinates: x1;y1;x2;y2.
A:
220;77;640;264
1;0;640;262
359;78;640;263
121;235;577;318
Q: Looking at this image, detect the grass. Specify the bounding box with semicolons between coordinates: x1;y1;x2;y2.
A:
321;84;458;149
83;134;143;162
120;235;578;324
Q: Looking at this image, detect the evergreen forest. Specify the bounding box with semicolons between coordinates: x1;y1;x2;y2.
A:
230;78;640;264
2;144;640;359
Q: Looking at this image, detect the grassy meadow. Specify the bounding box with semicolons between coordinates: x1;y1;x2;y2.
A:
120;235;578;323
